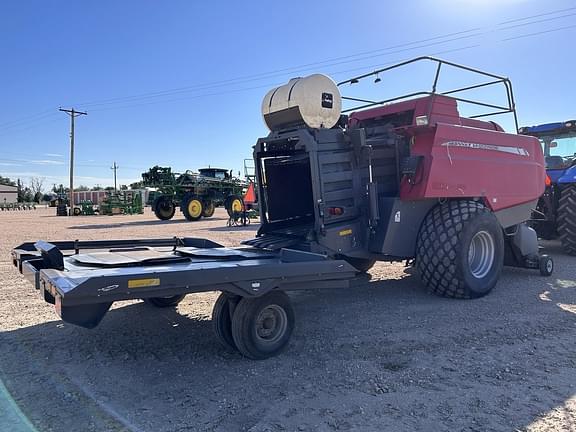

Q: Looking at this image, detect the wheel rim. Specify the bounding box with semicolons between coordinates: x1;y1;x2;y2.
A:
468;230;495;279
203;201;215;216
546;259;553;273
187;199;202;218
255;304;288;345
158;200;173;217
231;199;242;213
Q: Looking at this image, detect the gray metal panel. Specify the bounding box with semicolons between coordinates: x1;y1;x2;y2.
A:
37;254;359;306
494;200;538;228
72;250;189;267
318;220;368;255
177;247;275;259
370;198;436;257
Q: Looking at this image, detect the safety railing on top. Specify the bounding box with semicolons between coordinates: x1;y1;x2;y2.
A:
337;56;519;132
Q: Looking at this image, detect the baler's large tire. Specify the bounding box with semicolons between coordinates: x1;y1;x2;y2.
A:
182;195;203;221
416;200;504;299
153;196;176;221
144;294;186;308
557;185;576;255
231;291;294;360
212;293;237;351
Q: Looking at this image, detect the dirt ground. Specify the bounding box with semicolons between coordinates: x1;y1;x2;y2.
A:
0;207;575;432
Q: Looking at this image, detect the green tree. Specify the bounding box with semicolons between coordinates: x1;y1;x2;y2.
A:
23;187;33;202
52;184;69;194
130;181;143;189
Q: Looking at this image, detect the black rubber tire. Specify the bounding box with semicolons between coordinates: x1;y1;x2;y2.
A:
416;200;504;299
231;291;294;360
144;294;186;308
181;195;203;221
212;293;237;351
73;207;81;216
343;257;376;273
153;196;176;221
225;195;244;218
202;200;215;218
558;184;576;255
539;255;554;276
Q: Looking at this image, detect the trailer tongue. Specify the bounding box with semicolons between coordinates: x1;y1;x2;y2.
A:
11;57;553;359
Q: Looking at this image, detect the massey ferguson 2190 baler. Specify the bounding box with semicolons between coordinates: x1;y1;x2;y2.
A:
12;57;552;359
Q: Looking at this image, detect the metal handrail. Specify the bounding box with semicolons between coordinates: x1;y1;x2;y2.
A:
337;56;519;131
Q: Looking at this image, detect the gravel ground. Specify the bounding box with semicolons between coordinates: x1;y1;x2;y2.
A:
0;207;575;432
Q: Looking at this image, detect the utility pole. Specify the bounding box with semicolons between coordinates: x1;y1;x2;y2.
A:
59;108;87;215
111;161;119;191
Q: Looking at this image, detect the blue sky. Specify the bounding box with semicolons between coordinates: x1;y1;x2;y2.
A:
1;0;575;190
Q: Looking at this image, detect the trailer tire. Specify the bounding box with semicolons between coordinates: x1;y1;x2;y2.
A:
153;196;176;220
144;294;186;308
558;184;576;255
73;207;81;216
212;293;237;351
416;200;504;299
182;195;203;221
231;291;294;360
202;200;215;218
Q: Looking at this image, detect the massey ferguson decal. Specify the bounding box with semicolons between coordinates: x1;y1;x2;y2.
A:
441;140;530;156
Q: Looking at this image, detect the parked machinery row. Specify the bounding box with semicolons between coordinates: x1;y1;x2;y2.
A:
142;166;246;221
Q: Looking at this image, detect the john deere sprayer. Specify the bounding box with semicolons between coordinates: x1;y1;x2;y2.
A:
142;166;246;221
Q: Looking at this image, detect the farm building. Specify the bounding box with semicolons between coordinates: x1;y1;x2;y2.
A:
0;184;17;204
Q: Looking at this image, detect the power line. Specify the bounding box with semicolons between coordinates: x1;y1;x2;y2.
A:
0;110;56;129
84;22;574;114
499;5;576;24
0;112;60;135
1;6;575;132
2;5;574;129
65;6;576;110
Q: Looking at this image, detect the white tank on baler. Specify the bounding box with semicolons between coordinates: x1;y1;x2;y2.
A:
261;74;342;131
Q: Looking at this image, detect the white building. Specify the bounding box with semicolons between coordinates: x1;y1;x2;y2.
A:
0;184;17;204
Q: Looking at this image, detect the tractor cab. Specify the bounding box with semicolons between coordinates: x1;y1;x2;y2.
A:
198;167;232;180
519;120;576;178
